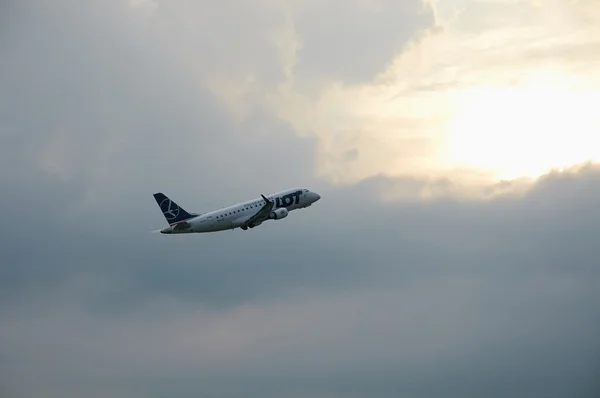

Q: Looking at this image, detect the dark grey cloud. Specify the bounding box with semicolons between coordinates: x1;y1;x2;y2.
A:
3;161;600;397
1;1;599;398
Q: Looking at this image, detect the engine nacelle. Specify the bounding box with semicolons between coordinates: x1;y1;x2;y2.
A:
269;207;289;220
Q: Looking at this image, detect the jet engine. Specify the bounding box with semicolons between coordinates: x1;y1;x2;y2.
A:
269;207;289;220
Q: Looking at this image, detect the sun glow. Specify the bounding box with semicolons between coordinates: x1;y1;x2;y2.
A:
445;72;600;180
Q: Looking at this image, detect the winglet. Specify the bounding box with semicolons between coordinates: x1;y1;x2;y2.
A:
261;194;272;204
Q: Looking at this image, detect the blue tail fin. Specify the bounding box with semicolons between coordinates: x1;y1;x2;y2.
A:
153;193;198;225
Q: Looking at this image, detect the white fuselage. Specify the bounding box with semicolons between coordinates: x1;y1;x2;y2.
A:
160;187;320;234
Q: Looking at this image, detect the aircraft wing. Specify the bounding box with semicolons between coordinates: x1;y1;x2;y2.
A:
241;194;274;227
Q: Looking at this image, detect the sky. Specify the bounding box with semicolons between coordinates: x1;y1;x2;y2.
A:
1;0;600;397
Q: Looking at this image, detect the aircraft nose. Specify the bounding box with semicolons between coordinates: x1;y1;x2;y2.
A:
314;193;321;201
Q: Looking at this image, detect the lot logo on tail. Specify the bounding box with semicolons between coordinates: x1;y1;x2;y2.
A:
159;199;180;221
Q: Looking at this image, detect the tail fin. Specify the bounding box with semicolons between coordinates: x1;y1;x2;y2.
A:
153;192;198;225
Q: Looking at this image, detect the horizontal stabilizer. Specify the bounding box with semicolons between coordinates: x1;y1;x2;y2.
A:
172;221;191;232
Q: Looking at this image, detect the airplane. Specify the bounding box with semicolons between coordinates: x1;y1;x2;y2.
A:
152;187;321;234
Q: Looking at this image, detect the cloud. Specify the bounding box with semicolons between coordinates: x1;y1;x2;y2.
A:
3;154;600;397
1;0;317;205
267;0;600;185
9;0;595;190
2;219;600;398
290;0;436;85
0;0;316;304
1;0;600;397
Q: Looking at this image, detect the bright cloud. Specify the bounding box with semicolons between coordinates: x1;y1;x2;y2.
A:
262;0;600;189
